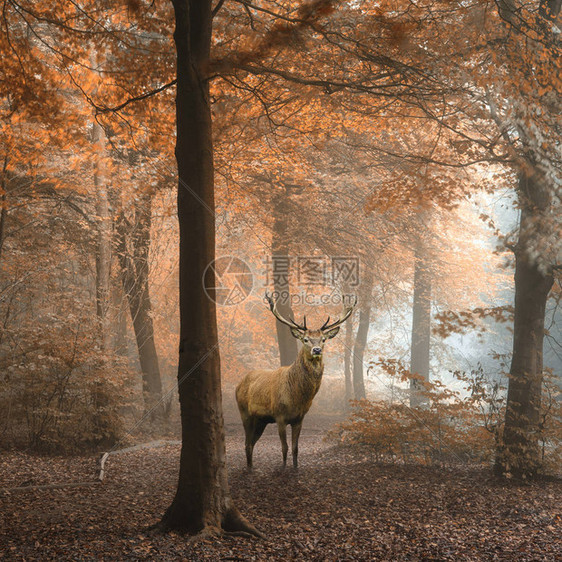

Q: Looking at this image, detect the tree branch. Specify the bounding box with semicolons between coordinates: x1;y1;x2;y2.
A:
212;0;226;18
94;80;177;114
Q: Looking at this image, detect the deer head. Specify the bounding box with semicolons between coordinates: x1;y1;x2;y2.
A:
265;292;357;361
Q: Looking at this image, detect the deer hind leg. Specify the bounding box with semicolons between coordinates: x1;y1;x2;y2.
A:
243;418;253;468
244;417;267;469
291;421;303;469
252;418;267;445
276;420;289;467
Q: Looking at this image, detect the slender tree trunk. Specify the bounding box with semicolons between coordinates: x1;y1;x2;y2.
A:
272;197;297;366
112;282;129;358
409;241;431;408
116;193;163;414
344;315;353;408
91;119;115;445
0;191;6;263
352;309;369;400
495;172;554;478
159;0;257;536
93;120;112;353
0;156;8;263
352;270;374;400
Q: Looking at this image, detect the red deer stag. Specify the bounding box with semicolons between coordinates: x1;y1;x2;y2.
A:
236;293;356;468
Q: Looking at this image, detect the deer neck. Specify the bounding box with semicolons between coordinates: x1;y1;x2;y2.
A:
289;346;324;389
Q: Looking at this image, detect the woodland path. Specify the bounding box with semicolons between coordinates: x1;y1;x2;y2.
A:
1;413;561;561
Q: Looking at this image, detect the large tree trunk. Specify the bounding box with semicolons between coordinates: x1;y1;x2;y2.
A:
495;172;554;478
93;120;112;353
352;270;374;400
271;197;297;366
159;0;257;536
409;240;431;408
116;192;163;414
492;0;560;479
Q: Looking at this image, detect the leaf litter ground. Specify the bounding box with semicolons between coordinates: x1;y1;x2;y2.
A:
1;414;561;561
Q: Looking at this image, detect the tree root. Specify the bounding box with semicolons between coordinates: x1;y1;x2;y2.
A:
148;506;265;540
223;507;266;540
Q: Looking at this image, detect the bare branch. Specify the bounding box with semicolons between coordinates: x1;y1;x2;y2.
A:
212;0;226;18
94;79;177;114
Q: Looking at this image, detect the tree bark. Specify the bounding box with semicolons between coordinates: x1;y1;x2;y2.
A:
93;120;112;353
159;0;258;536
352;270;374;400
116;192;163;414
409;240;431;408
495;172;554;478
271;196;298;366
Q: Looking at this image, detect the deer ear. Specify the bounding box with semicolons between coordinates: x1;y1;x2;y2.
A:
324;326;340;340
290;327;304;340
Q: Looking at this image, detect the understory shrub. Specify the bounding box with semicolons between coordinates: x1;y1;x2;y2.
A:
332;362;561;471
0;318;137;453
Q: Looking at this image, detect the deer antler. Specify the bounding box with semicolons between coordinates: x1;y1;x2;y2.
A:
265;292;307;332
321;295;357;332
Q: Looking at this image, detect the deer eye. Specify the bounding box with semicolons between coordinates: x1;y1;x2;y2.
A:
303;337;309;343
321;337;326;342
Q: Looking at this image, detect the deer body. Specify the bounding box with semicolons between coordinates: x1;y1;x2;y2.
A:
236;294;356;469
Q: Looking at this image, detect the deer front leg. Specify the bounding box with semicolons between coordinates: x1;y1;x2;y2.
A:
291;421;303;469
277;420;288;467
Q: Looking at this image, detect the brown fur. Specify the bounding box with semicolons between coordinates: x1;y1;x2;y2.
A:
236;330;330;469
237;347;323;423
237;295;355;468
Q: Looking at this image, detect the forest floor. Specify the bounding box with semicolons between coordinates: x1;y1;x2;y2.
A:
1;413;561;561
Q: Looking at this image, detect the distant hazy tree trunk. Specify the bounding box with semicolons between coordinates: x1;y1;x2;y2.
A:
93;120;112;353
353;270;374;400
116;192;163;414
495;172;554;478
91;119;115;446
112;283;129;358
272;196;297;366
409;240;431;408
344;314;353;408
158;0;257;536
